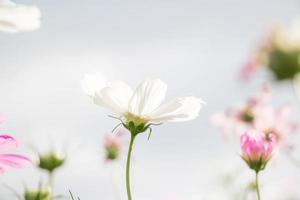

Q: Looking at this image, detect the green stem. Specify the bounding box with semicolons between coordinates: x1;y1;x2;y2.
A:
48;172;54;200
255;171;261;200
126;134;136;200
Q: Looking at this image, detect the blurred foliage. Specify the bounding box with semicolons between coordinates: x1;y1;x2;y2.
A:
269;49;300;80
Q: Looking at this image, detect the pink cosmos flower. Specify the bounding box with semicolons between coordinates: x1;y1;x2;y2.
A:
240;57;261;80
239;28;277;81
0;135;31;173
254;104;298;147
105;135;121;151
212;85;271;137
104;129;127;161
240;130;276;172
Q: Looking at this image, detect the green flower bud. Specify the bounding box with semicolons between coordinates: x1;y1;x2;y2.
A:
241;110;254;123
24;188;52;200
269;48;300;80
38;152;65;173
106;146;119;160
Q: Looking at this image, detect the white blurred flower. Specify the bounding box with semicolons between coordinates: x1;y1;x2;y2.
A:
0;0;41;33
82;74;205;127
273;17;300;50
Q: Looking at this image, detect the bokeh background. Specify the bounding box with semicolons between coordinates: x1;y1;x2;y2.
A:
1;0;300;199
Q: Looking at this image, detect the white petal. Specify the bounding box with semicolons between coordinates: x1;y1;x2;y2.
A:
149;97;205;123
81;74;108;96
0;4;41;33
82;74;133;116
0;0;15;6
286;17;300;48
95;80;133;115
128;79;167;116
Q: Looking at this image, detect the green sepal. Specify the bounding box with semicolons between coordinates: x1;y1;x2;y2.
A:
123;122;150;136
242;156;268;173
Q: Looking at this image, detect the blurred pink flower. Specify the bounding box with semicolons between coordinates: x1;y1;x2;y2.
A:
254;104;299;147
0;135;31;173
212;85;271;137
240;58;261;80
241;130;276;172
105;134;121;150
212;108;248;137
248;84;271;105
104;129;128;161
239;28;277;81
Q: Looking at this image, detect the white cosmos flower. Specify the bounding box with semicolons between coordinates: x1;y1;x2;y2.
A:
82;74;205;126
0;0;41;33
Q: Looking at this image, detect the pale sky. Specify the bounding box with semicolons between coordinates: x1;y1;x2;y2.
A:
0;0;300;199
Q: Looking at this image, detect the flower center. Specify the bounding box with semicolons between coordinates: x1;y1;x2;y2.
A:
123;113;151;136
124;112;149;125
241;110;254;123
264;129;280;142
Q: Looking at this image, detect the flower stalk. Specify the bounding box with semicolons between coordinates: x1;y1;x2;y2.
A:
126;134;136;200
255;171;261;200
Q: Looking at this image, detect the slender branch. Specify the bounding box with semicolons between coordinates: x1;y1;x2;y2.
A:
126;135;136;200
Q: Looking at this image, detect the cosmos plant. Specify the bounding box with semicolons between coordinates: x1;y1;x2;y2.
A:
240;17;300;81
213;85;299;199
82;74;205;200
240;130;276;200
